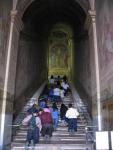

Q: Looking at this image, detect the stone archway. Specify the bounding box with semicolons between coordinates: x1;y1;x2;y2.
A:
15;0;102;131
0;0;101;149
15;0;101;132
16;0;91;18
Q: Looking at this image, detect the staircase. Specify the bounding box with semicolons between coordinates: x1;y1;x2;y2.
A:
11;90;93;150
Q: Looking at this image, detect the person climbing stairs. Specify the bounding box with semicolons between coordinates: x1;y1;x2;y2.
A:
11;86;93;150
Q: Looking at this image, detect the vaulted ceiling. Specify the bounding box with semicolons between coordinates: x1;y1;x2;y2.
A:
22;0;89;36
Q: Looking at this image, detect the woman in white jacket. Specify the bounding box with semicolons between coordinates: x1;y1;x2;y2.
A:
66;103;79;135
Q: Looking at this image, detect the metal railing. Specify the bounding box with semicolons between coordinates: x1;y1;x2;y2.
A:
10;124;21;140
85;125;98;150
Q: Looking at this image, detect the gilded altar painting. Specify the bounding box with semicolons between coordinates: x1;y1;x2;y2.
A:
49;44;68;75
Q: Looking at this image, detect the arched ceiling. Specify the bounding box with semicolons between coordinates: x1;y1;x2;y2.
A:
22;0;88;36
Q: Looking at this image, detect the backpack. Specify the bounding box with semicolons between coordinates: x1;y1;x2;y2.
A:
28;115;36;129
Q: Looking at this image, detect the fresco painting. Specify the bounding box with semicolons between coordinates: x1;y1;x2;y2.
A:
49;44;68;68
49;43;68;76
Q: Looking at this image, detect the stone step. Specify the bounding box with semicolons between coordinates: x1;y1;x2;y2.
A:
12;139;87;146
11;143;91;150
12;134;85;141
12;89;92;150
16;132;86;138
18;128;85;133
19;123;86;129
14;132;86;138
13;136;85;144
17;131;85;136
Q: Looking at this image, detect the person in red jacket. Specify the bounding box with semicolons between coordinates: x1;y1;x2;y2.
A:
39;108;54;143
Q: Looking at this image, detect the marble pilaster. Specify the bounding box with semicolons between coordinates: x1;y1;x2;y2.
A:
85;10;102;131
0;9;23;150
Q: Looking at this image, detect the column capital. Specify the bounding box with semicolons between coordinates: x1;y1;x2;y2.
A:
84;10;96;31
11;10;23;31
88;10;96;22
11;10;17;22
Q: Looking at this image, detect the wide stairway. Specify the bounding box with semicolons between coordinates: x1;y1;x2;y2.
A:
11;88;93;150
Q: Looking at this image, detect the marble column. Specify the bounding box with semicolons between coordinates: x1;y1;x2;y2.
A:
0;9;23;150
85;10;102;131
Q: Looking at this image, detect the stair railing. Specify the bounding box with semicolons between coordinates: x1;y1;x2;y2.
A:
12;82;47;139
85;125;98;150
9;124;21;141
70;84;92;125
76;100;91;125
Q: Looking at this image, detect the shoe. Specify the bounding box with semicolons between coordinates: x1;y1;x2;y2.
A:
69;130;74;136
25;142;30;150
44;135;47;144
31;140;35;150
44;135;50;144
54;127;57;131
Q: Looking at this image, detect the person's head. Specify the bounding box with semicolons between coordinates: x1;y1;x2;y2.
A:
60;86;63;90
43;106;50;113
58;75;60;78
32;103;37;108
32;110;38;116
61;103;65;107
52;102;58;110
38;108;43;115
68;103;72;108
51;75;53;79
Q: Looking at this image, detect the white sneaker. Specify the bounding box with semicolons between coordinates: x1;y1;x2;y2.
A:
31;140;35;150
25;142;30;150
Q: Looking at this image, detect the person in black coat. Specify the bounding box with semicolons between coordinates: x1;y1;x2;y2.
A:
60;103;68;125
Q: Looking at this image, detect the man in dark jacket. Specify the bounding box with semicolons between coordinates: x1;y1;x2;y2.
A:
60;103;68;125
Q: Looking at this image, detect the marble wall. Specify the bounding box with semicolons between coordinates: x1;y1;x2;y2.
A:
94;0;113;130
14;32;47;116
73;35;92;97
96;0;113;100
72;34;93;115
